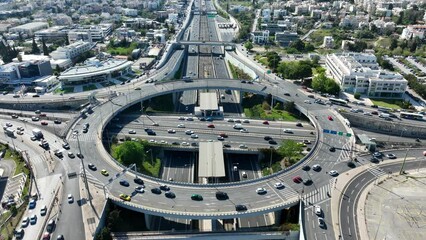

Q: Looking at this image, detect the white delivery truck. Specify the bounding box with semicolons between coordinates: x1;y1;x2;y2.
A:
32;128;43;139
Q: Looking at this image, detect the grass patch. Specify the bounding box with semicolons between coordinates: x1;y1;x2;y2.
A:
370;99;404;109
107;42;138;56
244;106;299;121
83;84;98;91
53;86;74;94
141;158;161;177
228;61;251;79
309;29;334;46
0;201;28;238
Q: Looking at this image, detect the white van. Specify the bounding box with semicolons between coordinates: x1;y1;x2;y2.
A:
233;124;243;129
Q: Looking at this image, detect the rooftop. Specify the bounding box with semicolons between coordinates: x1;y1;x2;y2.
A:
10;22;48;30
59;59;132;78
198;142;225;178
199;92;218;111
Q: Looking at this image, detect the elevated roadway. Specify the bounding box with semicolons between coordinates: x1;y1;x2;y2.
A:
67;78;351;219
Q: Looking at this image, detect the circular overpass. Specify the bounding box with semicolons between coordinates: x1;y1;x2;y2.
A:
69;78;352;219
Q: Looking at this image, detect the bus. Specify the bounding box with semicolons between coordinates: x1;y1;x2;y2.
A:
400;111;424;120
377;106;393;113
329;98;348;106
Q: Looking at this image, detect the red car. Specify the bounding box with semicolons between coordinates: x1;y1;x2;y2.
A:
219;133;228;138
327;116;333;121
207;124;215;128
293;176;302;183
39;113;47;117
262;120;269;125
41;121;48;125
371;111;378;115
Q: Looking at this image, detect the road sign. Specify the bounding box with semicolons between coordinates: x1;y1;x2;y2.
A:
323;129;330;133
330;130;337;135
266;70;272;74
323;129;352;137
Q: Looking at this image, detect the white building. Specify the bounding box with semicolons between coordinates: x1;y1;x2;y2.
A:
67;24;112;43
401;25;426;40
58;59;133;85
122;8;138;17
9;22;48;36
168;13;179;24
262;9;271;22
325;52;407;98
50;41;93;60
323;36;334;48
250;30;269;44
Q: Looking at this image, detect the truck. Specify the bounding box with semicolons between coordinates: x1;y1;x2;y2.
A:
379;113;390;118
4;127;14;137
32;128;43;139
39;140;49;149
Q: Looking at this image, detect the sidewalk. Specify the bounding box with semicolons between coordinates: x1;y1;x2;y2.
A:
79;175;107;240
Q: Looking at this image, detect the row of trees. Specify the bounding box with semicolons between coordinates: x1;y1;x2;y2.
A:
277;60;317;80
404;74;426;99
311;72;340;95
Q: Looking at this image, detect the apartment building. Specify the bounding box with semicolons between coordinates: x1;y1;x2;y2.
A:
50;41;93;60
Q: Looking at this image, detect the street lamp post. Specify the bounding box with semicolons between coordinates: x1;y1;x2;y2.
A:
73;130;92;204
399;147;411;175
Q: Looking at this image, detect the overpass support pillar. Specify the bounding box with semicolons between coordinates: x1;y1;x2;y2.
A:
172;92;178;105
144;213;153;230
274;210;282;226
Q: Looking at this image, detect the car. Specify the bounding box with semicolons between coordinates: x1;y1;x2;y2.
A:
29;199;36;209
215;191;228;200
62;143;70;149
347;161;356;168
11;114;18;119
167;129;176;133
134;178;144;185
262;120;269;125
101;169;109;176
172;142;180;145
160;184;170;191
217;136;224;141
191;142;198;147
329;170;338;176
312;164;321;171
40;205;47;216
119;180;130;187
371;111;379;115
185;117;194;121
56;235;64;240
128;130;136;134
386;153;396;159
16;130;23;135
191;194;203;201
2;91;8;95
53;119;62;124
21;217;30;228
219;133;228;138
256;188;267;194
119;194;131;201
315;206;322;216
33;94;40;98
370;157;380;163
235;204;247;211
164;191;176;198
207;124;215;128
241;171;247;178
135;186;145;193
46;219;55;232
88;163;97;171
373;152;382;158
185;130;194;135
178;116;185;120
302;165;310;171
242;119;250;123
177;124;185;128
303;140;311;144
318;217;325;228
76;152;83;158
363;112;372;116
274;182;284;189
283;129;293;133
327;116;333;121
67;194;73;203
268;140;277;145
296;122;303;127
181;142;190;146
239;144;248;149
240;128;248;133
32;117;40;121
293;176;302;183
303;179;313;185
29;215;37;225
304;100;311;104
329;147;336;152
227;118;234;122
151;188;161;194
264;136;272;141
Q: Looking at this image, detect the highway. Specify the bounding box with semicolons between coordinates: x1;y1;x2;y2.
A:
338;149;426;240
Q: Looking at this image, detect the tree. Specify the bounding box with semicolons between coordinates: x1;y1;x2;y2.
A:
289;39;305;52
354;92;361;99
312;72;340;95
283;101;295;112
96;227;112;240
278;140;303;161
31;37;40;54
244;41;253;51
265;51;281;70
113;141;146;167
42;37;49;56
390;38;398;50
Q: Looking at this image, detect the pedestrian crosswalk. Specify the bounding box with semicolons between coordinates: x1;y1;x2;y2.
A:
336;140;353;163
367;165;387;178
68;133;101;143
81;167;104;189
303;179;334;205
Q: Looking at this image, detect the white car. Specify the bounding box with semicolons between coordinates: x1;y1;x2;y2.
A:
304;100;311;104
135;186;145;193
67;194;74;203
274;182;284;189
242;119;250;123
240;128;248;133
185;117;194;121
256;187;267;194
283;129;293;133
190;134;198;139
167;129;176;133
160;140;167;144
242;171;247;178
178;116;185;120
185;130;194;135
315;205;322;216
128;130;136;134
312;164;321;171
239;144;248;149
177;124;185;128
181;142;190;146
30;214;37;224
363;112;372;116
329;170;338;176
217;136;224;141
5;122;12;127
227;118;234;122
386;153;396;159
21;217;30;228
68;152;75;158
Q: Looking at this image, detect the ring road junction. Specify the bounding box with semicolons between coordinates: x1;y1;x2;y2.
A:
66;77;352;221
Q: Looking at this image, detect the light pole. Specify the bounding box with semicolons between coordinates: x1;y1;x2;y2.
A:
72;130;92;204
399;146;411;175
146;149;154;165
269;148;273;174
